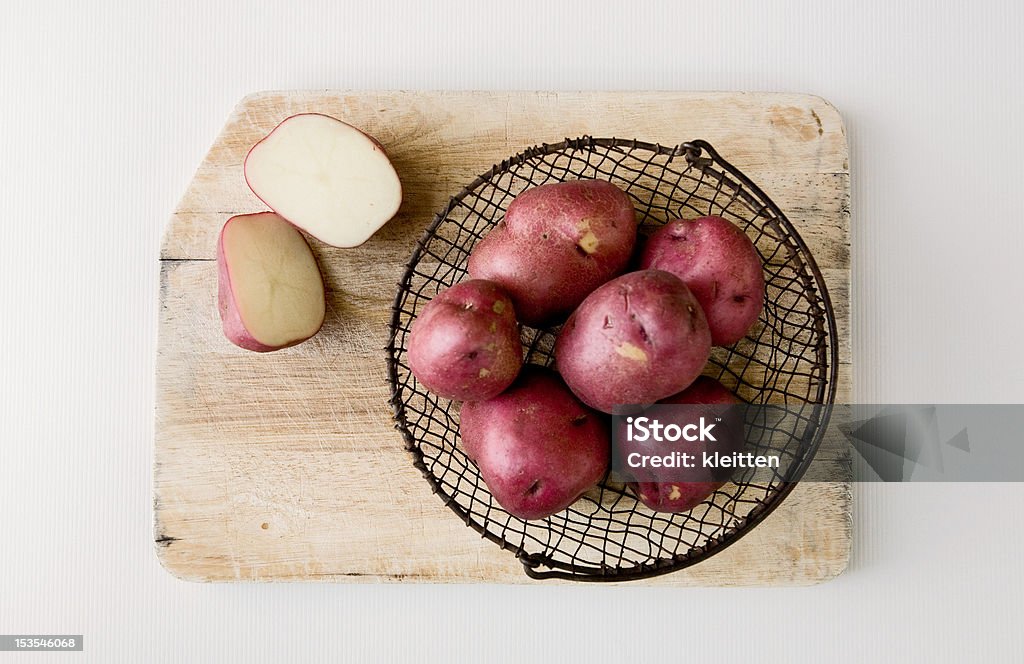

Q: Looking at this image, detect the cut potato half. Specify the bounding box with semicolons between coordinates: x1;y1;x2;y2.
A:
217;212;326;352
244;113;402;248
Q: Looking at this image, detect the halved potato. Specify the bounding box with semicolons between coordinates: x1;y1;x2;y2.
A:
217;212;326;352
244;113;402;248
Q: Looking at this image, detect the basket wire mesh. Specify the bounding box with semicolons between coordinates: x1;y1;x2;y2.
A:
386;137;838;581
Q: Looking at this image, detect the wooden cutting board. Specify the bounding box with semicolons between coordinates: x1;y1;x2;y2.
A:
155;91;851;584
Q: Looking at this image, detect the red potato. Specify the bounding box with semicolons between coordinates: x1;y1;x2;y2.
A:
627;377;744;513
632;481;720;515
554;270;712;414
244;113;402;248
407;280;523;401
459;366;610;520
664;374;741;406
217;212;326;352
468;179;638;326
640;215;764;346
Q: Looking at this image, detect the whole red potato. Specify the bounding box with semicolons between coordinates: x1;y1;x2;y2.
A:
468;179;637;326
626;376;744;513
554;270;711;414
407;279;522;401
640;215;764;346
459;366;610;520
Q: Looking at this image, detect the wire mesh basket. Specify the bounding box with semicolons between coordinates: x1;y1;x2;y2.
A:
386;137;838;582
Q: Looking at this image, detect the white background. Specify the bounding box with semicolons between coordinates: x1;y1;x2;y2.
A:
2;1;1023;661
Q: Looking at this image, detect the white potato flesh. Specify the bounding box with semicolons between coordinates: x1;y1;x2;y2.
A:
220;212;325;350
244;114;402;248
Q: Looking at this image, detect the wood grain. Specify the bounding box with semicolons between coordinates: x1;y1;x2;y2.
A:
155;91;851;584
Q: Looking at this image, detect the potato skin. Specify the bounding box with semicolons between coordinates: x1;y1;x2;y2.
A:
468;179;637;326
407;279;523;401
554;270;712;414
627;377;743;513
640;215;764;346
459;366;610;520
632;481;720;514
664;374;740;406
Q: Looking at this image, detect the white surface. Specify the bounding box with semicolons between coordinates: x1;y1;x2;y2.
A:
1;1;1022;661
